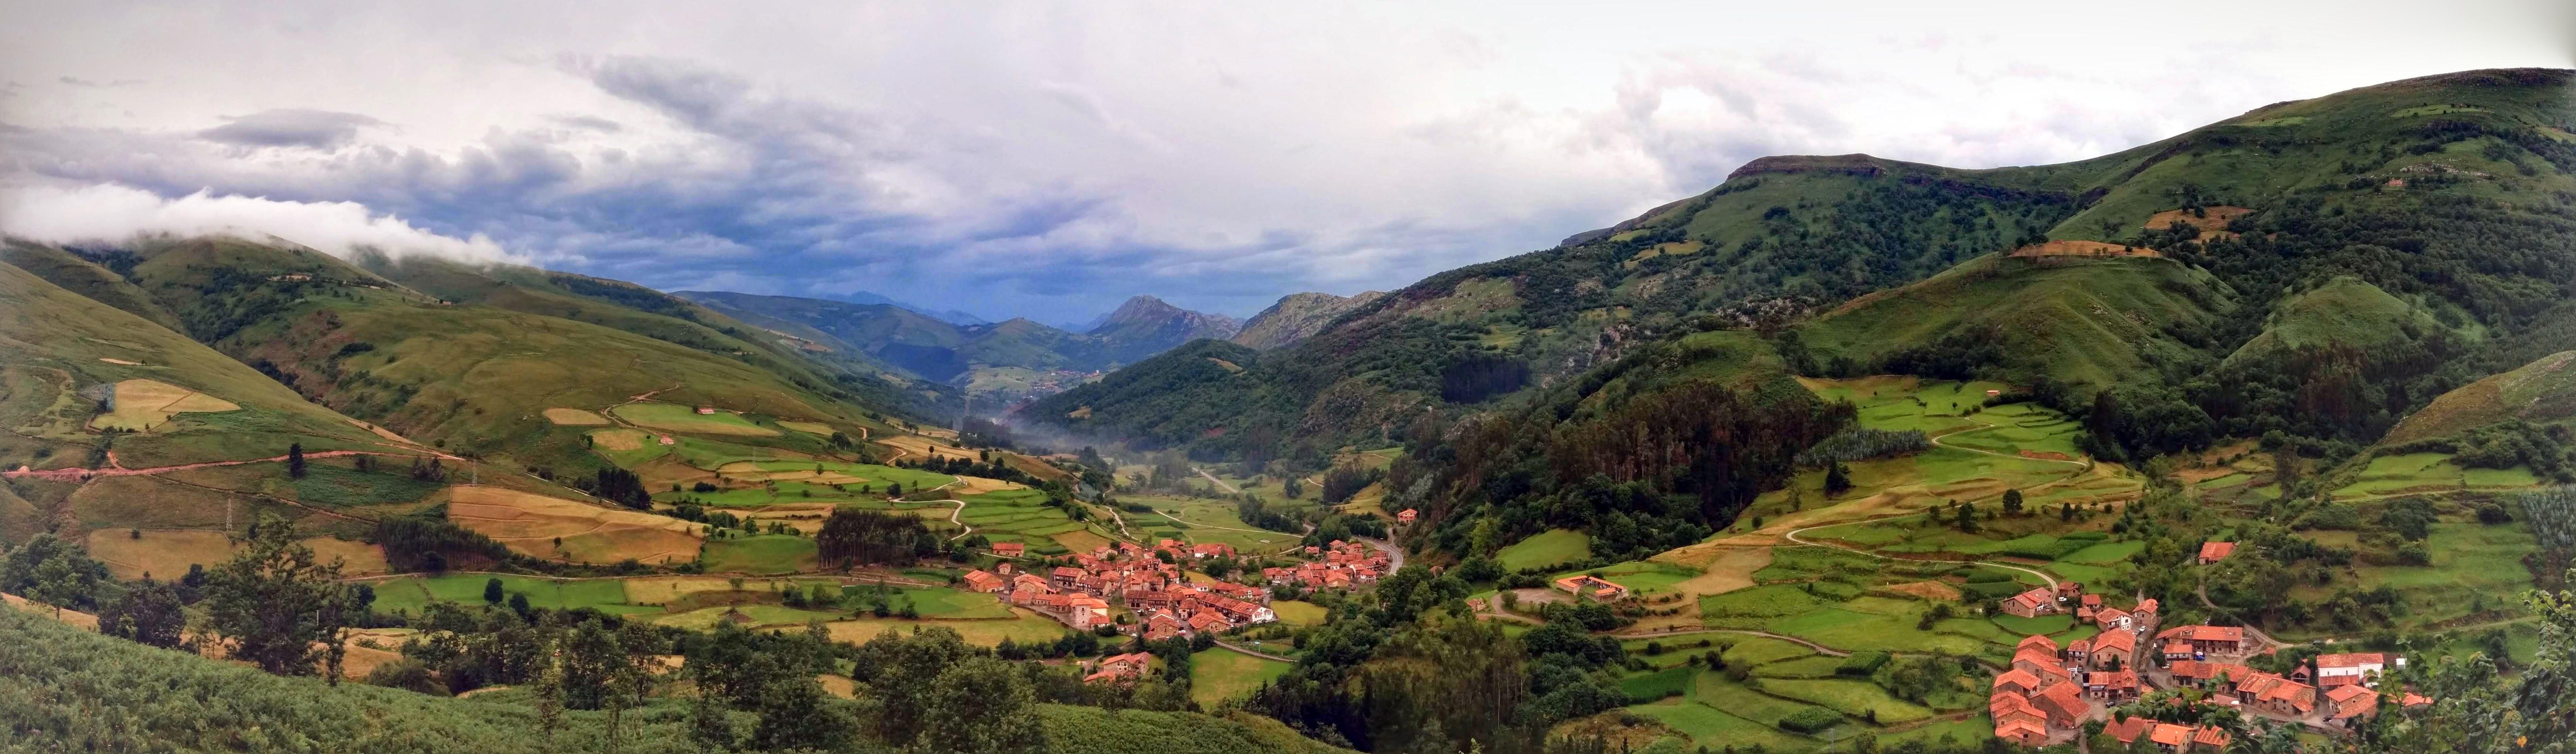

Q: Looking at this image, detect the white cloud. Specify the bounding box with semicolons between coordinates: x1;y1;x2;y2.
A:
0;0;2565;319
0;181;516;263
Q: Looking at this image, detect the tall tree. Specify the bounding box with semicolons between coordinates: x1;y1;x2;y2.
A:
99;577;186;649
287;442;306;479
203;516;355;679
914;656;1045;754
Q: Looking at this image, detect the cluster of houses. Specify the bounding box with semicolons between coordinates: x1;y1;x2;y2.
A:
1260;539;1393;590
1991;634;2106;746
1083;651;1156;684
2166;651;2425;729
2098;718;2233;752
961;539;1276;638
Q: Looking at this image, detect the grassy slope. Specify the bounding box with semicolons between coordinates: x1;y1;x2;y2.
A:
0;259;384;474
2221;275;2450;367
0;602;1349;754
0;240;184;331
2383;349;2576;444
1799;255;2232;391
106;237;889;476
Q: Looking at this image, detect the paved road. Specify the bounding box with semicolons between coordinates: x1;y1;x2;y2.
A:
1355;535;1405;571
1192;466;1242;494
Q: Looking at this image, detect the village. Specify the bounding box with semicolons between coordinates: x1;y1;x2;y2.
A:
1985;549;2431;750
953;536;1397;680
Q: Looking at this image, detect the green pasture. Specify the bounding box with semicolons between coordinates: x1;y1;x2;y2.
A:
1192;648;1294;708
1759;678;1935;724
701;534;818;575
1495;529;1592;572
368;574;656;616
611;401;779;436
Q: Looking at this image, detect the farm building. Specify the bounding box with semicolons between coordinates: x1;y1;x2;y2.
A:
2197;542;2236;564
1397;508;1417;524
694;406;716;414
1552;574;1630;601
2001;587;2057;618
991;542;1025;557
2157;624;2248;654
2326;685;2378;727
2087;668;2139;700
2310;652;2394;688
960;569;1004;594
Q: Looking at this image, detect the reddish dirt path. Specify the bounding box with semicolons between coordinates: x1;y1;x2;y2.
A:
3;449;441;482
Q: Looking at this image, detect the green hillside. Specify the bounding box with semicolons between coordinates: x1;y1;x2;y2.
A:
0;257;386;472
1026;68;2576;461
2384;349;2576;444
0;240;184;331
2221;275;2455;366
1798;254;2233;391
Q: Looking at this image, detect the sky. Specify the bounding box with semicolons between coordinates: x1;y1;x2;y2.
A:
2;1;2570;322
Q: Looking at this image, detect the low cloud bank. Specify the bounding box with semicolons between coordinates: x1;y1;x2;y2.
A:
0;181;514;263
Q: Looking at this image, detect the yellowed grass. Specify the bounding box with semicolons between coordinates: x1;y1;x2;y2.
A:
2;592;100;630
817;609;1069;646
1880;581;1963;601
1050;529;1114;554
88;379;240;431
97;358;141;365
2008;240;2162;258
84;529;391;580
446;485;703;565
1654;546;1770;598
877;435;977;463
543;407;610;425
590;428;649;451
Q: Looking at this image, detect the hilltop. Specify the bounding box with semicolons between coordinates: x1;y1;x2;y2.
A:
1028;68;2576;462
1233;291;1387;350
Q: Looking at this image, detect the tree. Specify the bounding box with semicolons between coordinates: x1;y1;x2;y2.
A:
1954;503;1979;533
99;577;187;649
0;533;113;615
532;635;565;745
1282;474;1305;499
688;665;739;754
483;577;505;604
2002;489;2025;516
287;442;307;479
751;673;854;752
202;516;355;679
915;655;1046;754
1824;462;1852;495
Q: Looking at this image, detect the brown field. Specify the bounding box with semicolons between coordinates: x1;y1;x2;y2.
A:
543;407;610;425
446;485;703;565
634;455;720;491
776;420;835;435
2;592;100;630
345;419;423;446
818;609;1074;646
591;428;650;451
951;474;1023;495
818;674;857;699
2145;206;2252;240
1050;529;1115;554
2019;450;2073;461
877;435;977;463
2008;240;2162;259
71;475;248;531
1001;453;1077;484
736;503;837;534
1655;545;1771;598
83;529;391;580
1880;581;1963;601
88;378;241;432
97;358;142;365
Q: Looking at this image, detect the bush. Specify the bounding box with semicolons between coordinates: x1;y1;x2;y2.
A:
1778;707;1843;733
1835;651;1891;676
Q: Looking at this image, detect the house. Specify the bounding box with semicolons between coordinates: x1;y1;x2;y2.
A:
1050;566;1086;590
2089;669;2140;700
657;435;675;446
1190;543;1236;559
1085;652;1154;684
2095;606;2133;632
2089;629;2136;669
1144;614;1187;641
2150;723;2195;752
992;542;1025;558
1552;574;1630;601
1990;692;2046;730
2065;638;2092;667
2193;726;2232;751
2236;672;2316;717
2198;542;2237;564
2326;685;2379;727
1993;668;2043;696
1397;509;1417;524
2169;661;2256;687
2031;681;2088;727
2103;717;2153;747
2156;625;2247;655
2134;598;2159;625
961;569;1005;594
2011;635;2065;680
695;406;717;415
2314;652;2391;688
2002;587;2058;618
1995;716;2048;747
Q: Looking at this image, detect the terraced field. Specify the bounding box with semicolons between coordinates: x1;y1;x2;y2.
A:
1611;630;1990;751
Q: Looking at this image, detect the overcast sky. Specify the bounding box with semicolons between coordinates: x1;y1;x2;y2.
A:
2;1;2569;322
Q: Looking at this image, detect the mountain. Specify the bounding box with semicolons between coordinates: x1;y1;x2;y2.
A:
1086;295;1243;363
831;289;990;326
675;290;1236;404
1027;68;2576;461
1233;291;1386;349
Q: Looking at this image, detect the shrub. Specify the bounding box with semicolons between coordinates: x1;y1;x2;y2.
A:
1835;651;1891;676
1778;707;1843;733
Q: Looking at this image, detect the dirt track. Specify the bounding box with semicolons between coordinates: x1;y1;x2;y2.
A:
3;448;452;482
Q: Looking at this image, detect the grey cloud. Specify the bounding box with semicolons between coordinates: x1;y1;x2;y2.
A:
552;115;622;132
198;108;383;149
59;76;145;87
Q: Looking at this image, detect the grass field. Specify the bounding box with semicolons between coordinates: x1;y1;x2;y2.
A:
655;604;846;630
543;407;609;425
1497;529;1592;572
1192;647;1294;707
446;485;703;565
369;574;662;616
701;534;817;575
613;401;781;436
1759;678;1935;723
1270;600;1328;626
88;378;241;431
817;610;1073;646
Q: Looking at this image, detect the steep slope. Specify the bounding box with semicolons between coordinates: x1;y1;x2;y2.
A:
1797;253;2235;391
89;237;898;477
2219;276;2457;368
0;240;184;331
1232;291;1386;349
1086;295;1242;363
0;257;389;473
1025;68;2576;459
2383;350;2576;445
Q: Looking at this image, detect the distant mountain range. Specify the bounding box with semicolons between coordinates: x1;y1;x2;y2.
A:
678;291;1283;401
830;289;990;326
1233;290;1384;350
